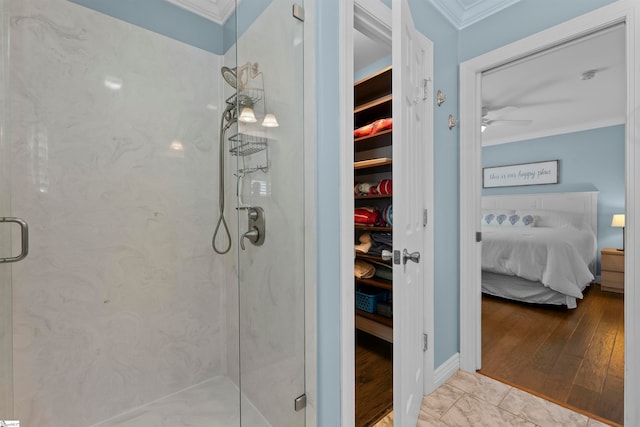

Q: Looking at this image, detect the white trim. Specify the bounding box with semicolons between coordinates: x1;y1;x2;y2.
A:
429;0;521;30
165;0;236;24
459;2;639;425
303;1;317;425
339;1;355;426
354;0;392;46
434;353;460;388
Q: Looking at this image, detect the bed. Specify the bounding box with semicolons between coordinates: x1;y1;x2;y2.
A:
481;191;598;309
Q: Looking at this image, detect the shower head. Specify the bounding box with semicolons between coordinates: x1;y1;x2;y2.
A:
221;66;237;89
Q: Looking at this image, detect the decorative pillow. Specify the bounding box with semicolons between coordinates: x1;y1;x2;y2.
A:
504;213;536;227
481;212;513;226
515;209;584;228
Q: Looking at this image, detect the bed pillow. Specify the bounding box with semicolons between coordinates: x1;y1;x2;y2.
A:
515;209;585;229
481;211;514;226
503;213;536;227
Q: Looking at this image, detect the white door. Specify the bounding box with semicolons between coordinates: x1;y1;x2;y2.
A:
392;0;433;425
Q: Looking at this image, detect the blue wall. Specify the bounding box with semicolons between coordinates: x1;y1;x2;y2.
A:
69;0;225;54
408;1;461;368
315;1;342;426
482;125;625;272
70;0;273;55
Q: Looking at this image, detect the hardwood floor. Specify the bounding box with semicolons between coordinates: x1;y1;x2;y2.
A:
355;330;393;427
480;284;624;426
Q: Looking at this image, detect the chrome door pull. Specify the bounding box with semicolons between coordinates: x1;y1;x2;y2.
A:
403;248;420;265
0;217;29;263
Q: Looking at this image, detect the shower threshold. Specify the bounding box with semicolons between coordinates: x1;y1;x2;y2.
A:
90;376;271;427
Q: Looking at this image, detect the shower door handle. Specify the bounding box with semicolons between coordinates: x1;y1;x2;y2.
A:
0;217;29;263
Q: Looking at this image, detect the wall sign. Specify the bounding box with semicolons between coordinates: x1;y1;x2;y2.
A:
483;160;559;188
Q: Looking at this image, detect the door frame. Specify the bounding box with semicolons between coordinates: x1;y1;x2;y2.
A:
458;1;639;425
339;1;436;425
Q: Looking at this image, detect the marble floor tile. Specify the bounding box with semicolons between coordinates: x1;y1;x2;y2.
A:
420;383;465;418
418;371;615;427
372;411;393;427
444;370;511;406
499;387;589;427
441;394;536;427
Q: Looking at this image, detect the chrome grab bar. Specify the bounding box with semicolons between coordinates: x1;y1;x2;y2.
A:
0;217;29;263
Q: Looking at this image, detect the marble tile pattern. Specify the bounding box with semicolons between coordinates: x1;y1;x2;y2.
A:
8;0;228;425
419;371;617;427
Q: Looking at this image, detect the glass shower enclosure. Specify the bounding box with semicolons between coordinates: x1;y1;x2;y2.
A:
0;0;306;426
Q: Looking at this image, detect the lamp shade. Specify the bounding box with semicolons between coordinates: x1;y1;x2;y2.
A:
261;113;279;128
611;214;625;228
238;107;257;123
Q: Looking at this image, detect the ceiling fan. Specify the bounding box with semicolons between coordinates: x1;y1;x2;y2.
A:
481;105;532;132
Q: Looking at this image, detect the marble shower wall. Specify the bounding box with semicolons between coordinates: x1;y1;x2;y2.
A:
8;0;228;425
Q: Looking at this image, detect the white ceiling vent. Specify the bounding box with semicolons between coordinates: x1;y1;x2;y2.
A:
429;0;521;30
165;0;237;24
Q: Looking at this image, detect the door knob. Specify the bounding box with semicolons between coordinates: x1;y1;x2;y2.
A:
403;248;420;265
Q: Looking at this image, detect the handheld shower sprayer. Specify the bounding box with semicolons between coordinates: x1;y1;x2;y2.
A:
212;67;256;254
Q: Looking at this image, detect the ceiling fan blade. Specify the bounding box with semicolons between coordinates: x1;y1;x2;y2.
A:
487;119;532;126
483;105;518;120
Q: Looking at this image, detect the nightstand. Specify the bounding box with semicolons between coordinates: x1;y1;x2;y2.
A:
601;248;624;293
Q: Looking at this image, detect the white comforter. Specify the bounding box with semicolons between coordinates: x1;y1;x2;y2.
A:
481;226;596;299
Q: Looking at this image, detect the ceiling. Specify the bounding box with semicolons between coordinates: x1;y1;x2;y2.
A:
481;24;626;146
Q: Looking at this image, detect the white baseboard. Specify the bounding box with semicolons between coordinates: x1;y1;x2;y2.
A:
434;352;460;388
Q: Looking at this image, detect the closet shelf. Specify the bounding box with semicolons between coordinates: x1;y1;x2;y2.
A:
356;277;392;291
356;253;392;264
355;194;392;200
354;158;392;170
354;94;392;114
355;225;392;232
354;129;392;152
356;310;393;327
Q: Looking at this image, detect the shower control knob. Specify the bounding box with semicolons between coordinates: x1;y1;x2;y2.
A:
240;227;260;250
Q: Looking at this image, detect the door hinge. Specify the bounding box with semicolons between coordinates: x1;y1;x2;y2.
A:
292;4;305;21
476;231;482;242
423;334;428;352
423;209;428;227
294;393;307;411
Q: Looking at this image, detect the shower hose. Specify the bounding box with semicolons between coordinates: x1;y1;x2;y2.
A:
212;112;233;254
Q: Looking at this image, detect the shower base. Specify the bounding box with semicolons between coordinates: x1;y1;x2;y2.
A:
91;376;271;427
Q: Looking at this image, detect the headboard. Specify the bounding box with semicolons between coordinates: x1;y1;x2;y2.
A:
482;191;599;236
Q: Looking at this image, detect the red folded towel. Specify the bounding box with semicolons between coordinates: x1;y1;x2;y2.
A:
354;207;380;225
353;118;393;138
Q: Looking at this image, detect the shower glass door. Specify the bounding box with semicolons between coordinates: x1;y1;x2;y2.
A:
233;1;306;426
0;0;12;417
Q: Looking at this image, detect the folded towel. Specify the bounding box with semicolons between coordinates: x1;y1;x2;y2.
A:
355;207;380;225
355;232;372;253
354;260;376;279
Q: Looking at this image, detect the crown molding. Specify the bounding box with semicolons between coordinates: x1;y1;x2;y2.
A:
429;0;520;30
165;0;236;24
